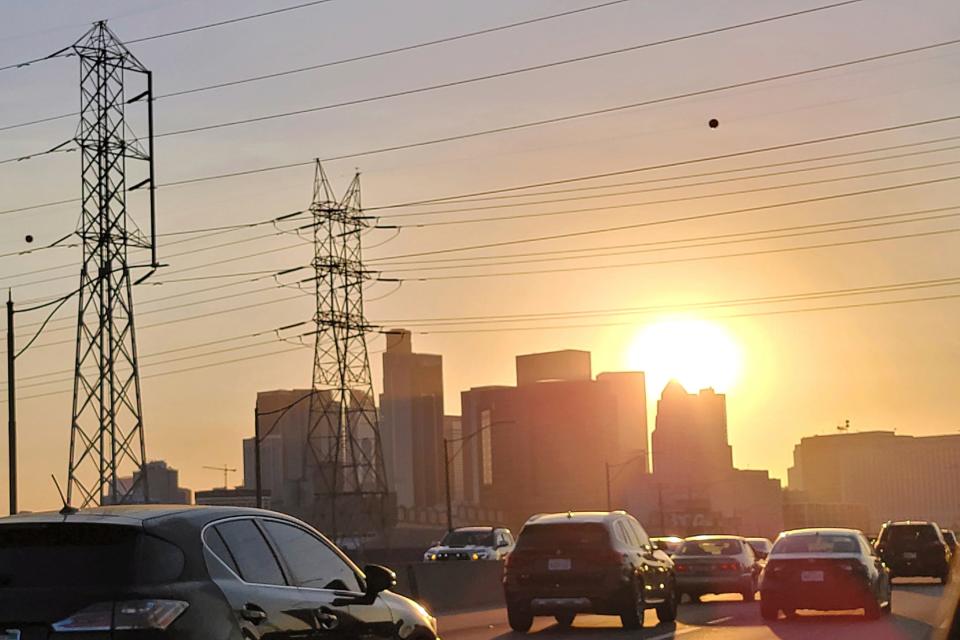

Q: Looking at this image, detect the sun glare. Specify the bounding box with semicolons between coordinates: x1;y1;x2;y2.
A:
627;316;743;395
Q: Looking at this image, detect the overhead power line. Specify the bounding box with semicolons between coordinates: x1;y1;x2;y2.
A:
157;0;871;138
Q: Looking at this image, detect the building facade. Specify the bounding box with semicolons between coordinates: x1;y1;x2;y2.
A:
459;350;648;530
107;460;192;505
788;430;960;533
379;329;445;508
196;487;272;509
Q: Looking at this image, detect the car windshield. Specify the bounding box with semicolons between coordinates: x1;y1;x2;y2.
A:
679;539;742;556
882;525;940;547
773;534;860;554
441;530;495;547
515;523;609;550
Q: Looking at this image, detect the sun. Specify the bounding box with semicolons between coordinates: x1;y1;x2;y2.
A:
626;316;743;395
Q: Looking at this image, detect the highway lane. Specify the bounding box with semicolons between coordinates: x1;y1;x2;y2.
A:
439;581;947;640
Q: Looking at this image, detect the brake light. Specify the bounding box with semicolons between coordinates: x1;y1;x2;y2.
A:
675;563;688;572
717;562;739;571
53;600;188;632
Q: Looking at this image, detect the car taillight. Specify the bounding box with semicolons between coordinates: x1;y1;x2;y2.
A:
717;562;739;571
53;600;188;632
675;563;688;573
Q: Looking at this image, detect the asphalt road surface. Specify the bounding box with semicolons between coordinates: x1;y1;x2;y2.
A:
439;581;950;640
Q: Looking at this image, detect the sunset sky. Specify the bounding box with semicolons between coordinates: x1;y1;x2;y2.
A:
1;0;959;511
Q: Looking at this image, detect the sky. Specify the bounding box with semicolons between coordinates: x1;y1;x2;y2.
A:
1;0;959;511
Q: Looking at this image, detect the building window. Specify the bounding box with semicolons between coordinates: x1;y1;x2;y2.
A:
481;410;493;486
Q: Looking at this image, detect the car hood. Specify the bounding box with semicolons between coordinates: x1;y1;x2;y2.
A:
381;590;437;639
427;544;493;553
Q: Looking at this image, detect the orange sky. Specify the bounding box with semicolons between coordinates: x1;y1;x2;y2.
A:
1;0;959;511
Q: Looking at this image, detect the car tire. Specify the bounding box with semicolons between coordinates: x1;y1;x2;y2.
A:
656;586;678;623
760;600;779;621
554;613;575;628
742;580;757;603
620;581;645;630
507;606;533;633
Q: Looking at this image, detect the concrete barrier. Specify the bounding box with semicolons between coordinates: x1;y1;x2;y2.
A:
390;561;506;614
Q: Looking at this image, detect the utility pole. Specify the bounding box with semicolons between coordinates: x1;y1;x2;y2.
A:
67;22;157;507
306;161;389;542
6;291;16;515
444;438;453;531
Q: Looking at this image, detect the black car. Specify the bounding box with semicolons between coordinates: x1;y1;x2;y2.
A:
944;530;958;555
876;520;952;583
0;505;438;639
760;528;892;621
502;511;677;632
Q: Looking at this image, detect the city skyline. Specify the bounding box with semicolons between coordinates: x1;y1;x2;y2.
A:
1;0;959;511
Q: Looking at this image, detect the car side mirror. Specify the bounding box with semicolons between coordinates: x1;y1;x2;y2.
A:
364;564;396;596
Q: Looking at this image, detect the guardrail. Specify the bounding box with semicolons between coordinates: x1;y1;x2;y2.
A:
390;560;506;614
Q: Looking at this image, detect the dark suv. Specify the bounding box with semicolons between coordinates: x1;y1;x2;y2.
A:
0;505;437;639
876;520;951;583
502;511;676;632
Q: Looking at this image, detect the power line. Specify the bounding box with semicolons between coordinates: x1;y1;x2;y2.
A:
391;226;960;282
393;157;960;227
376;173;960;261
158;1;872;138
125;0;339;44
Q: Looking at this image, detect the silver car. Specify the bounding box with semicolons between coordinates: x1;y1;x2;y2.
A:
673;535;762;602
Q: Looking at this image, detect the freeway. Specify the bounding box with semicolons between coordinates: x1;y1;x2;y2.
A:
439;582;949;640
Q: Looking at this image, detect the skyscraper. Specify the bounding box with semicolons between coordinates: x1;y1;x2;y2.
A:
652;382;733;484
379;329;445;508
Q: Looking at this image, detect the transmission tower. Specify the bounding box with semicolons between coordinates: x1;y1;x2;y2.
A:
306;161;390;541
67;22;157;507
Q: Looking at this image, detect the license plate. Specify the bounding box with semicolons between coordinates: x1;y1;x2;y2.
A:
1;630;20;640
903;552;917;559
801;570;824;582
548;558;571;571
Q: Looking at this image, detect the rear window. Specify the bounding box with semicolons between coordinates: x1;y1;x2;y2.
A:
0;523;184;588
881;524;940;547
679;539;742;556
773;534;859;554
516;523;610;550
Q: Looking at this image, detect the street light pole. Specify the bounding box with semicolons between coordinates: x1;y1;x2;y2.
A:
6;291;16;515
443;437;453;532
254;406;262;509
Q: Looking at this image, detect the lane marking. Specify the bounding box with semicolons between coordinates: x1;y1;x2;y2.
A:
645;626;700;640
706;616;733;625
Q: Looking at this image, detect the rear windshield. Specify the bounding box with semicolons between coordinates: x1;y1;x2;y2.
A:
516;523;609;550
881;524;940;547
442;530;495;547
0;523;183;588
772;534;859;554
679;539;742;556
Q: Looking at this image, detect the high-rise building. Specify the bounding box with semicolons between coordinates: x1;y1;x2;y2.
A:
443;415;465;504
788;430;960;532
379;329;445;508
652;382;733;484
459;350;647;530
107;460;192;505
626;382;783;538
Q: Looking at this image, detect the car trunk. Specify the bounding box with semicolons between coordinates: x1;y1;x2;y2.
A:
764;554;870;605
674;556;742;576
509;523;620;589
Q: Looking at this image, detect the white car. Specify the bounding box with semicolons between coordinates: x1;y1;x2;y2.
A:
423;526;515;561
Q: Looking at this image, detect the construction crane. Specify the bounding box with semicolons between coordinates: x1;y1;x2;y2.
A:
203;465;237;489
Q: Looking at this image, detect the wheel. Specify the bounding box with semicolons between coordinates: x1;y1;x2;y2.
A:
554;613;575;628
507;605;533;633
656;586;678;623
760;599;779;621
620;581;645;630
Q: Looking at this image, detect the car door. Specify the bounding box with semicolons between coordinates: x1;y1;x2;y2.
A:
259;518;396;640
205;517;318;639
628;518;672;602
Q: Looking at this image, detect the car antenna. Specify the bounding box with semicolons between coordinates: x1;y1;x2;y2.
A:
51;474;77;516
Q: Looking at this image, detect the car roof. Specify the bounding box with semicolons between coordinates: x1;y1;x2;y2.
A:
883;520;936;527
0;504;282;528
746;537;773;542
778;528;863;537
683;534;747;541
451;526;496;533
525;511;627;525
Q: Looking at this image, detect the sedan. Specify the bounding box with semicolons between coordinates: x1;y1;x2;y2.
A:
0;505;438;639
673;535;761;602
759;527;892;620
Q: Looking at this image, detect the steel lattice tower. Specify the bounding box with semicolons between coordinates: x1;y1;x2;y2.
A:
68;22;157;507
306;161;390;540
